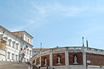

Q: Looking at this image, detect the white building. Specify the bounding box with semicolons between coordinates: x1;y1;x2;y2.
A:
0;25;33;62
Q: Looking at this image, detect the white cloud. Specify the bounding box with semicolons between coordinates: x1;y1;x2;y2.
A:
11;2;104;31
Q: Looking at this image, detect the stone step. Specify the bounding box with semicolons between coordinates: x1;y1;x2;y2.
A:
0;61;29;69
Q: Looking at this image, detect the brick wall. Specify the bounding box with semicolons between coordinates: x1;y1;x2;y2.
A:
41;55;50;67
87;53;104;66
53;53;65;66
69;52;83;65
36;57;40;65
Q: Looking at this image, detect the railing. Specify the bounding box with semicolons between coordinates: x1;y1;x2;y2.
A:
40;46;104;52
87;47;104;52
54;46;104;53
66;46;83;50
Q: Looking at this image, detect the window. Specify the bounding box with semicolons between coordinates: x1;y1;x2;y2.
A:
25;36;27;41
30;50;32;56
7;40;9;46
30;40;31;44
12;53;14;60
8;52;10;59
21;36;23;39
27;49;30;55
16;55;18;61
28;49;30;54
12;42;15;48
28;39;29;43
27;49;29;54
8;40;11;46
16;43;18;50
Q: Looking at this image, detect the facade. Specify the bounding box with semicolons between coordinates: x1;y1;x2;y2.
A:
30;46;104;69
0;25;33;62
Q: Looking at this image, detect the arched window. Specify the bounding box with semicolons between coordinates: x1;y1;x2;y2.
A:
57;56;61;64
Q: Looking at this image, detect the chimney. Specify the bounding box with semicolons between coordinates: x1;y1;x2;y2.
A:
40;42;42;51
82;37;84;47
86;40;88;48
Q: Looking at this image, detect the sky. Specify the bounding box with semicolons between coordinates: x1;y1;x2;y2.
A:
0;0;104;49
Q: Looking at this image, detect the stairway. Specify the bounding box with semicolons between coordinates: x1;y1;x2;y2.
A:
0;61;29;69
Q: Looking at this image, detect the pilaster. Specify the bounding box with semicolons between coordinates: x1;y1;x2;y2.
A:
65;48;69;69
82;48;87;69
50;49;53;67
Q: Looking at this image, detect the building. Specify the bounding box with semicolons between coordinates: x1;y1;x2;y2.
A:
0;25;33;62
32;48;49;56
30;46;104;69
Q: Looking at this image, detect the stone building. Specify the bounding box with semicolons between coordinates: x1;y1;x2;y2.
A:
32;48;49;56
30;46;104;69
0;25;33;62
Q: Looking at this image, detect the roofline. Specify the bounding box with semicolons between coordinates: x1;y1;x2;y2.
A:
32;48;49;50
31;46;104;58
13;31;33;38
0;25;33;47
33;46;104;51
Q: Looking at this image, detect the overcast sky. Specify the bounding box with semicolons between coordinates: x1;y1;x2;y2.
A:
0;0;104;49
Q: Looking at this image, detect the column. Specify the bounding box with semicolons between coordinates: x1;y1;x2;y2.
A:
40;51;41;67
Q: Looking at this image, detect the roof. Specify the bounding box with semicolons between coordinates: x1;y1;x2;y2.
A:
32;48;49;50
0;25;33;47
13;31;33;38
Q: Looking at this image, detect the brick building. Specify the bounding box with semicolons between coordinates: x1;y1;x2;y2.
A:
30;46;104;69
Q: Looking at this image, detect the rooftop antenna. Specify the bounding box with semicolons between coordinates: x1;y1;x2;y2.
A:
82;37;84;47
